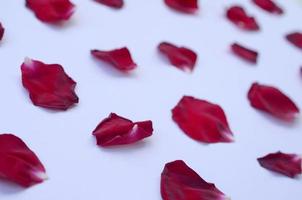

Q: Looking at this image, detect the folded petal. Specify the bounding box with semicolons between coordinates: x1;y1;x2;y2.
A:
252;0;283;15
21;58;79;110
92;113;153;147
161;160;230;200
26;0;75;23
91;48;137;72
248;83;299;121
94;0;124;9
0;22;4;41
226;6;260;31
286;32;302;50
258;152;302;178
0;134;47;187
172;96;234;143
164;0;198;14
231;43;258;64
158;42;197;72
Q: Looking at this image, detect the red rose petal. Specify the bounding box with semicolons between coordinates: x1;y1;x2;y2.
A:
94;0;124;9
21;58;79;110
252;0;283;15
286;32;302;50
0;134;47;187
231;43;258;64
164;0;198;14
248;83;300;121
26;0;75;23
226;6;260;31
172;96;234;143
258;152;302;178
91;48;137;72
92;113;153;147
0;22;4;41
161;160;230;200
158;42;197;72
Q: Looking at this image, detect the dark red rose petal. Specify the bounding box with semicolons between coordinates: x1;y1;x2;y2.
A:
258;152;302;178
158;42;197;72
248;83;300;121
252;0;283;15
161;160;230;200
21;58;79;110
286;32;302;50
164;0;198;14
26;0;75;23
92;113;153;147
231;43;258;64
91;48;137;72
0;134;47;187
226;6;260;31
172;96;234;143
94;0;124;9
0;22;4;41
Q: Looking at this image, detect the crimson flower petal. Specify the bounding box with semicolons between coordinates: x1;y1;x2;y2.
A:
248;83;300;121
92;113;153;147
164;0;198;14
226;6;260;31
252;0;283;15
94;0;124;9
0;134;47;187
231;43;258;64
258;152;302;178
21;58;79;110
286;32;302;50
26;0;75;23
0;22;4;41
172;96;234;143
91;48;137;72
161;160;230;200
158;42;197;72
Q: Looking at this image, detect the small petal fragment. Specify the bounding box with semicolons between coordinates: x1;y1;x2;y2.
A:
161;160;230;200
158;42;197;72
258;152;302;178
91;48;137;72
0;134;47;187
248;83;299;121
26;0;75;23
92;113;153;147
226;6;260;31
21;58;79;110
0;22;4;41
231;43;258;64
94;0;124;9
252;0;283;15
172;96;234;143
286;32;302;50
164;0;198;14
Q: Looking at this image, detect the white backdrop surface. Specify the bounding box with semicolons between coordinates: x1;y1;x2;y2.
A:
0;0;302;199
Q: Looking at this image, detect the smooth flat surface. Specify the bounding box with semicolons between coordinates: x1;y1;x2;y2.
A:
0;0;302;199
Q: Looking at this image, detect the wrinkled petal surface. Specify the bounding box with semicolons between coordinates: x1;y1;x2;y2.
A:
286;32;302;50
248;83;300;121
0;22;4;41
226;6;260;31
26;0;75;23
0;134;47;187
231;43;258;64
258;152;302;178
21;58;79;110
94;0;123;9
164;0;198;14
172;96;234;143
161;160;229;200
91;48;137;72
158;42;197;72
92;113;153;147
252;0;283;15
